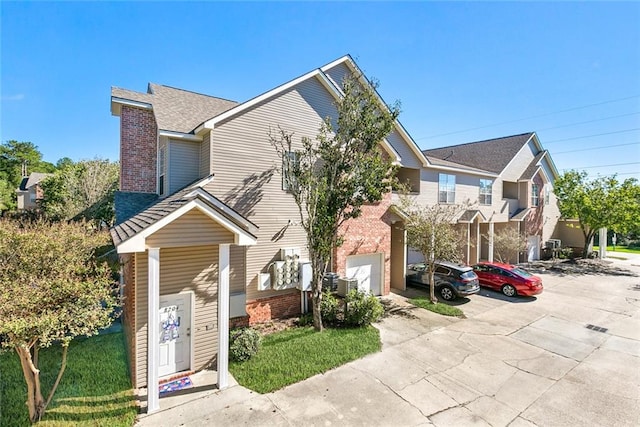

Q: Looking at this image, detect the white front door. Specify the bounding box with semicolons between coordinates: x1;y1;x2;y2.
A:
158;293;191;378
527;235;540;262
346;253;383;295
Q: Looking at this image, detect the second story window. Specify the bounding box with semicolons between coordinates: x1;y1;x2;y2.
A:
282;151;299;191
479;179;493;205
159;146;167;196
439;173;456;204
531;183;539;207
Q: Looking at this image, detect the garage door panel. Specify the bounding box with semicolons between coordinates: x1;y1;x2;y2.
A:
346;253;383;296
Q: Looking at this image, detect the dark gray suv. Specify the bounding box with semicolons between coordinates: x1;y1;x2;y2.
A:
406;261;480;301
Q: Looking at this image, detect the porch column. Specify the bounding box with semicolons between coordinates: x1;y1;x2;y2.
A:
147;247;160;413
488;223;494;262
475;222;481;263
218;243;230;389
466;223;471;264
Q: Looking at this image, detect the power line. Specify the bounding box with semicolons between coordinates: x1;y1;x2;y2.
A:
544;128;640;144
416;95;640;141
563;162;640;170
536;111;640;132
553;142;640;155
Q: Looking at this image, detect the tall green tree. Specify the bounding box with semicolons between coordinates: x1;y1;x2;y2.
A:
554;170;640;258
0;140;55;211
270;75;399;331
40;158;119;226
0;219;117;423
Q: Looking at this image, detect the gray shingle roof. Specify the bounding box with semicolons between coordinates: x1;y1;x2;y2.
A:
519;151;547;180
423;133;535;174
510;208;531;221
111;84;239;134
110;178;258;247
18;172;53;191
457;210;487;223
424;156;493;175
114;191;159;225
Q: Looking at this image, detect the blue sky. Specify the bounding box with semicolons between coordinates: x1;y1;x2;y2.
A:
2;1;639;180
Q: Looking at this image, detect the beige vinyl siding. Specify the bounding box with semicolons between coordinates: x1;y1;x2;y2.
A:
207;77;337;301
200;132;211;177
323;61;351;89
134;252;148;387
229;245;246;294
502;140;537;181
147;208;235;248
388;130;422;169
134;245;220;386
168;139;201;194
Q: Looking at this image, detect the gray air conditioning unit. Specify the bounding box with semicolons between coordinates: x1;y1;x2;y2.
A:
337;277;358;297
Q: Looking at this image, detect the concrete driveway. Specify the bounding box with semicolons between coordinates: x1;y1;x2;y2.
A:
137;257;640;426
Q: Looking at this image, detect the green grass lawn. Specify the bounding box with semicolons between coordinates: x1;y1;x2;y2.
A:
0;332;136;427
593;245;640;255
409;296;465;317
229;325;380;394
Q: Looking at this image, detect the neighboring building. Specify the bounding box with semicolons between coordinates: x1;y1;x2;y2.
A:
109;55;420;412
16;172;52;210
417;132;562;264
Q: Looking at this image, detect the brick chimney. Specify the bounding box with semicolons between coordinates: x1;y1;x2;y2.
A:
119;105;157;193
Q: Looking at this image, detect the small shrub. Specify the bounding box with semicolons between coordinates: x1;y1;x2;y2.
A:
343;289;383;327
229;327;261;362
559;247;574;259
296;313;313;326
320;290;341;325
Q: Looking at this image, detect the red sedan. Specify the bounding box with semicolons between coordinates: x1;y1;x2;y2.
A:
472;262;543;297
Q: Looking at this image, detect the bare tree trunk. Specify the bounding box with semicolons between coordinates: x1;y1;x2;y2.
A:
428;269;437;304
583;230;595;259
15;345;45;423
311;257;325;332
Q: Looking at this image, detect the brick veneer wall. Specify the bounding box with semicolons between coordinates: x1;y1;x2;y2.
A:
120;105;157;193
245;292;302;324
333;191;393;296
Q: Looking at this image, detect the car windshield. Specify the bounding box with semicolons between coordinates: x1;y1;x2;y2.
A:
460;271;477;280
512;267;533;278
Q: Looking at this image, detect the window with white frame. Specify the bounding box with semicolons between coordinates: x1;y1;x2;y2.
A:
159;145;166;196
282;151;298;191
479;179;493;205
439;173;456;204
531;183;539;207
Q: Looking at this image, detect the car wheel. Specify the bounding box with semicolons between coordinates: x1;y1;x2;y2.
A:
501;284;517;297
439;286;456;301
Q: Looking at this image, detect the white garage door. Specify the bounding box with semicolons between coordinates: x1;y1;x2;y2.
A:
346;253;383;296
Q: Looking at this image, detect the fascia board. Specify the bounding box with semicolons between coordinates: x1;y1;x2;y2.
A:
201;69;324;130
499;133;536;178
159;129;202;142
184;187;259;234
432;165;498;178
111;97;153;117
116;199;257;253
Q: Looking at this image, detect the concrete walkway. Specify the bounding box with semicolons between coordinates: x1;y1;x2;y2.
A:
136;259;640;426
